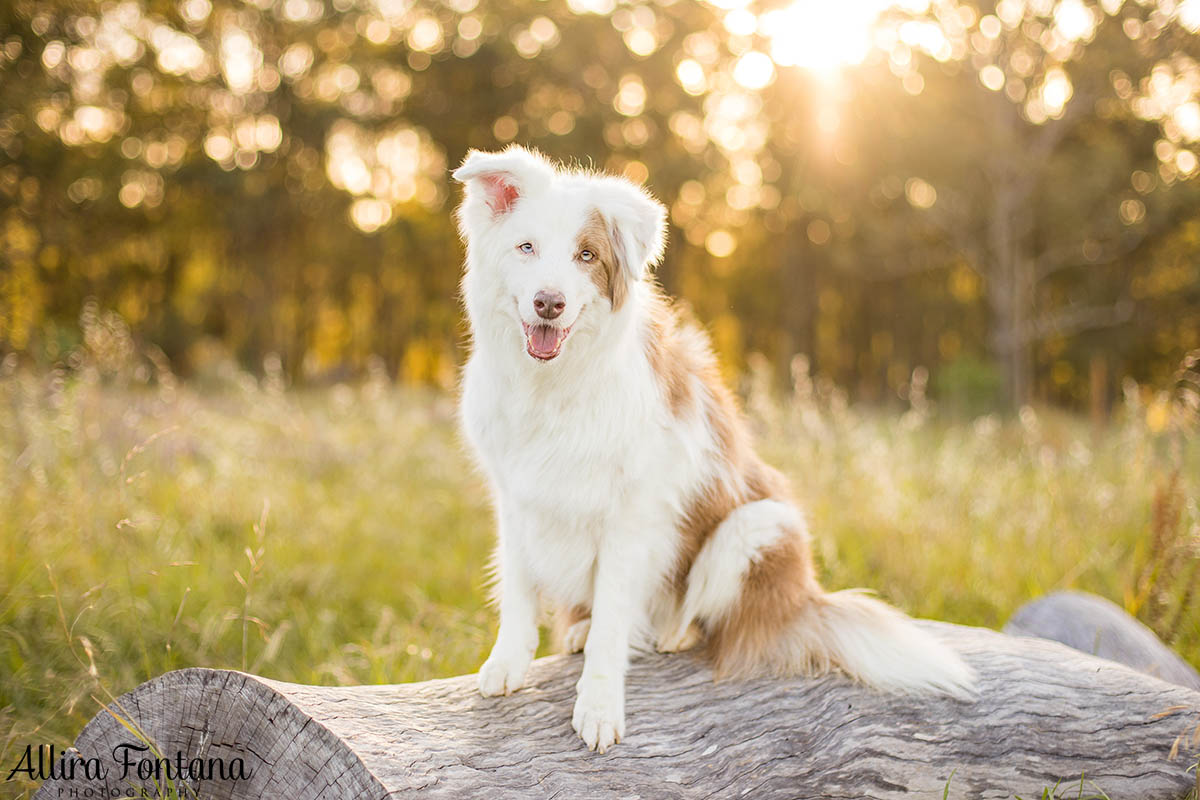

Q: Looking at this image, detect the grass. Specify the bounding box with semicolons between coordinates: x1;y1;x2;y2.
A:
1010;775;1111;800
1;337;1198;799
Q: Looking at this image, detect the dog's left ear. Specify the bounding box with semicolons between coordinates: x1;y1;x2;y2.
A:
593;177;667;290
453;146;554;230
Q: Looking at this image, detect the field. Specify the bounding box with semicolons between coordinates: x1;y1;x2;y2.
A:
1;349;1198;798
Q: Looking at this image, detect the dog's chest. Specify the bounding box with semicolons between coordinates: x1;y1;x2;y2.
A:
463;355;703;607
466;369;645;512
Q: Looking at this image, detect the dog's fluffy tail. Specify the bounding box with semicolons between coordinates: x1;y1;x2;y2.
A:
773;589;977;700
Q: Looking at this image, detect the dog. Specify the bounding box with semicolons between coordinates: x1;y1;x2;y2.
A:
452;146;976;753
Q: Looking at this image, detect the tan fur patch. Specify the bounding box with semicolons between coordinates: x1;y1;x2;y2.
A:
563;604;590;626
672;456;789;595
642;296;700;417
664;307;790;598
577;210;626;311
640;292;815;679
706;528;822;679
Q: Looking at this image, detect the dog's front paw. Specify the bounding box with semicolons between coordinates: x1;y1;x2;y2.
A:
478;649;532;697
572;678;625;753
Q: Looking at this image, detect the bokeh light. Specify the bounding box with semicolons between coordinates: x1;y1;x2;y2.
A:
4;0;1200;411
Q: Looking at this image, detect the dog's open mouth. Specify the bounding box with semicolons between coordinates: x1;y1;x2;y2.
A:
522;321;571;361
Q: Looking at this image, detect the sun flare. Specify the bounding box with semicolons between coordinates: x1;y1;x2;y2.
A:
717;0;932;83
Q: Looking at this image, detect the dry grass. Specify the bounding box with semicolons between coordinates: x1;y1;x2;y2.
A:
0;332;1197;798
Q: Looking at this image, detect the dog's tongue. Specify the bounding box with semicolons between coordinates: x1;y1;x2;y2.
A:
528;324;567;359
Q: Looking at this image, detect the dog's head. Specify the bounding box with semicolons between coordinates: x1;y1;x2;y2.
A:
453;146;666;363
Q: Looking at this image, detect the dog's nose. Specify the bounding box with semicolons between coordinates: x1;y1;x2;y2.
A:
533;290;566;320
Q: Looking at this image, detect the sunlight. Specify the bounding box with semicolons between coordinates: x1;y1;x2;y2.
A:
763;0;885;74
759;0;930;76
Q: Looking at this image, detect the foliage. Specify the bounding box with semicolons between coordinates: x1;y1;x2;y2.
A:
2;0;1200;407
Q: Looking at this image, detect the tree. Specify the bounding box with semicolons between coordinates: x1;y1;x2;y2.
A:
2;0;1198;407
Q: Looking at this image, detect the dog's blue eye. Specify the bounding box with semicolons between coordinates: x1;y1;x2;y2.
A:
518;242;534;254
580;249;594;262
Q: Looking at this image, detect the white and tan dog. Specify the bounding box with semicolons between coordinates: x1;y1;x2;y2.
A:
453;146;975;753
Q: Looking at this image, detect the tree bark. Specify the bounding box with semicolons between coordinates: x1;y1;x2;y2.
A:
35;621;1200;800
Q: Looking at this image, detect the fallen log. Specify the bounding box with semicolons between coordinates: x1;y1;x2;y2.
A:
35;620;1200;800
1004;589;1200;691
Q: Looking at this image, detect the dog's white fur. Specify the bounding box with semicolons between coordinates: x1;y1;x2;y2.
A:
453;146;976;753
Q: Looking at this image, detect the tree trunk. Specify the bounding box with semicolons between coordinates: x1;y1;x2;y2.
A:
778;227;818;382
1090;353;1110;426
985;187;1035;410
35;621;1200;800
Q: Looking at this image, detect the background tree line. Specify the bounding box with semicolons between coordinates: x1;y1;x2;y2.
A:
2;0;1199;411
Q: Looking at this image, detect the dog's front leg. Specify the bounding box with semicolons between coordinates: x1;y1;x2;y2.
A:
572;536;653;753
478;512;539;697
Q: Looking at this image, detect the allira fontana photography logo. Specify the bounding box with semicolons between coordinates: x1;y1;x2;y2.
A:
7;742;251;788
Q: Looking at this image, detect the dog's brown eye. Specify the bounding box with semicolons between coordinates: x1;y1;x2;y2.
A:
580;249;594;262
518;242;534;254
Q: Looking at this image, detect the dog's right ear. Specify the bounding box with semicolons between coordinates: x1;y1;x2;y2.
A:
452;147;554;230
